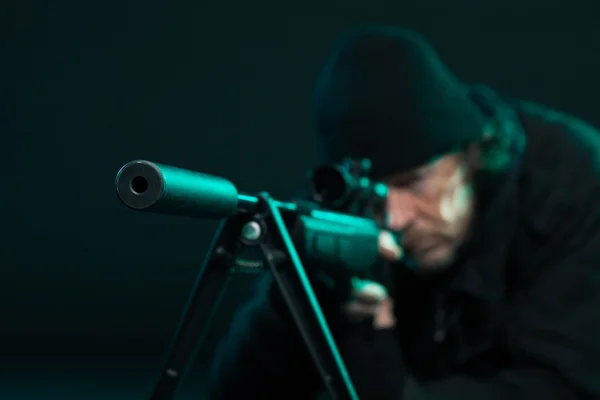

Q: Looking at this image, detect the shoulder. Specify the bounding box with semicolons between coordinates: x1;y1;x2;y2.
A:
513;101;600;240
516;101;600;174
504;108;600;400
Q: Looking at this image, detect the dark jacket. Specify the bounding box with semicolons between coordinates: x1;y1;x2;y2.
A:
206;101;600;400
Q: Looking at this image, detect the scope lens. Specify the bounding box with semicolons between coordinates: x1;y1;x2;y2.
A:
311;166;347;205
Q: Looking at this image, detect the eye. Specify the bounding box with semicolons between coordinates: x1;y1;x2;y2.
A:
389;173;420;188
409;173;435;195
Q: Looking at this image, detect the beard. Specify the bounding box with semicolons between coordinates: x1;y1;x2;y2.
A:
396;229;458;274
415;245;457;272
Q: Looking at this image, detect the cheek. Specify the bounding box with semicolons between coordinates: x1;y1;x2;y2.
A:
439;183;471;223
439;195;454;222
453;184;471;215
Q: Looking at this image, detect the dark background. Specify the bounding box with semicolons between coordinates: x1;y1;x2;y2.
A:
8;0;600;398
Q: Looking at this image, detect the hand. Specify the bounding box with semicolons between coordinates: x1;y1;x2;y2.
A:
342;231;403;329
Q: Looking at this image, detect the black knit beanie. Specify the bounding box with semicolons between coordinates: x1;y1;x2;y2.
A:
313;26;489;178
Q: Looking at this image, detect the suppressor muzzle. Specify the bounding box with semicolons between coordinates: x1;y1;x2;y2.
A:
115;160;241;219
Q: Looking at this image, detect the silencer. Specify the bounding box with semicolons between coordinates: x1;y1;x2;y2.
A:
115;160;239;219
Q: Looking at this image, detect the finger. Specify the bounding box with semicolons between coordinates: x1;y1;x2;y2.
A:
342;301;380;320
378;231;403;261
373;298;396;329
351;277;388;305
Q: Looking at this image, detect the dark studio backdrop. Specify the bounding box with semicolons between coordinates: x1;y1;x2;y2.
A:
8;0;600;398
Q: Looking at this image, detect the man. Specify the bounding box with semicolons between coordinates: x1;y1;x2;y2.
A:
206;26;600;399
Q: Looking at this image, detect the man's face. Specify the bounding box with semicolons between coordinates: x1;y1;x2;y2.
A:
381;152;475;272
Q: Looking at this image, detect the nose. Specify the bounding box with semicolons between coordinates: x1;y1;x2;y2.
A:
385;190;417;230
